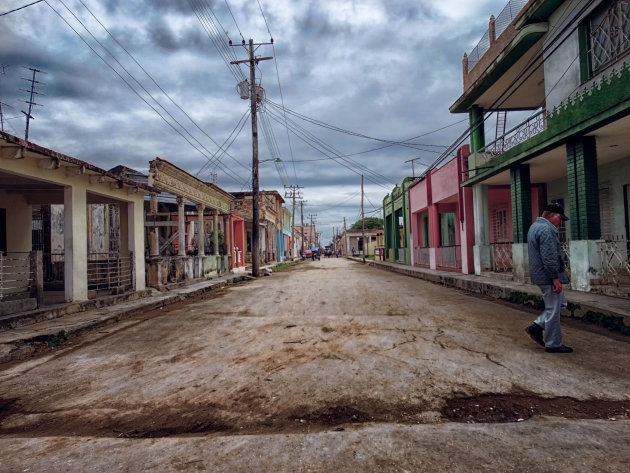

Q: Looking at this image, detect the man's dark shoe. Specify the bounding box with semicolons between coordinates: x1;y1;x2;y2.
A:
545;344;573;353
525;324;544;347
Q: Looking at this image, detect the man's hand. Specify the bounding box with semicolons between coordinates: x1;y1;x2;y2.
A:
552;278;563;294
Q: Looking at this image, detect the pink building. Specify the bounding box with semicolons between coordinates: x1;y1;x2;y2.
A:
408;145;545;275
409;146;474;273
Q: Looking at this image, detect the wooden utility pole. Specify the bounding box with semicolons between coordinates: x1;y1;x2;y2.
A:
300;200;305;253
285;185;302;259
361;175;366;263
231;40;272;277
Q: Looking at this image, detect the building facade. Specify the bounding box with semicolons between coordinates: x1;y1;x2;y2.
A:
451;0;630;294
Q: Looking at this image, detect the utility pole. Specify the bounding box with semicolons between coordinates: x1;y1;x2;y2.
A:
21;67;45;141
300;200;306;253
343;217;347;256
361;175;366;263
230;40;272;277
285;185;303;259
309;214;317;248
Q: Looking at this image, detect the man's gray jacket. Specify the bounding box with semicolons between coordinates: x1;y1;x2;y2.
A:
527;217;565;286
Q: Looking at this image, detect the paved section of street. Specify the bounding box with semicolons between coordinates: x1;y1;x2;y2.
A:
1;258;629;472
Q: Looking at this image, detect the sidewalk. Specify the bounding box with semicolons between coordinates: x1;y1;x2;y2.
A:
0;271;258;363
354;257;630;330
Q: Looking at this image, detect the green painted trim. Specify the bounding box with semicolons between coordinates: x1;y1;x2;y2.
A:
470;106;485;152
516;0;565;26
462;68;630;186
450;25;547;113
510;165;532;244
578;23;591;83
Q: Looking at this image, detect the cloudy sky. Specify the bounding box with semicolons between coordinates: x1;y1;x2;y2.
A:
0;0;510;243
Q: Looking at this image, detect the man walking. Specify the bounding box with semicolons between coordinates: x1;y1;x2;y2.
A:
525;203;573;353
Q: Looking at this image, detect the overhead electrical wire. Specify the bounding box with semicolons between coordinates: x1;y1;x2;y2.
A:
0;0;43;17
265;99;449;151
196;106;251;180
46;0;249;187
264;102;395;189
74;0;249;180
264;103;393;187
187;0;246;83
255;0;300;185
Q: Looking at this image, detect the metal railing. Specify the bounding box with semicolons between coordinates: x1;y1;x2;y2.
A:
436;245;461;269
491;242;513;272
87;252;133;291
597;237;630;285
397;248;405;263
483;110;546;156
467;0;529;72
415;247;430;266
0;252;34;301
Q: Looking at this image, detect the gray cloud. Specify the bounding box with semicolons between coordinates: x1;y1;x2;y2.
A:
0;0;511;242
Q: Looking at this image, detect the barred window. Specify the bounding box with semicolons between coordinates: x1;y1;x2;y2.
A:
589;0;630;74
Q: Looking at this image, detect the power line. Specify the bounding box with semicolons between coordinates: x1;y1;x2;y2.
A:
0;0;43;17
224;0;245;43
264;103;395;189
74;0;249;177
46;0;249;187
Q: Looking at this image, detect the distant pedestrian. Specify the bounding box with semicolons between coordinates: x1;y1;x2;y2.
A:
525;203;573;353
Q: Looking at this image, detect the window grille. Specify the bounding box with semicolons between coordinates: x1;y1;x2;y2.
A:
589;0;630;74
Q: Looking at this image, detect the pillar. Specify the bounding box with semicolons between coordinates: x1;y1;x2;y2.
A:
213;209;219;256
473;184;492;274
567;136;600;240
64;185;88;301
510;164;532;281
177;197;185;257
567;136;602;291
223;213;231;258
197;204;205;257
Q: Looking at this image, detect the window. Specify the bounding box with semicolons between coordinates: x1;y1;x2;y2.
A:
587;0;630;75
421;213;429;247
493;208;510;242
439;213;456;247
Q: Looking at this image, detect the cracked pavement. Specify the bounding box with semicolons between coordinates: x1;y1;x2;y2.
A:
0;257;629;472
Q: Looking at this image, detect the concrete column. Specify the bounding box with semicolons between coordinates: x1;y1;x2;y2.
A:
473;184;492;275
64;185;88;301
213;209;219;256
197;204;205;257
177;197;185;256
223;214;231;255
149;228;159;257
125;200;145;291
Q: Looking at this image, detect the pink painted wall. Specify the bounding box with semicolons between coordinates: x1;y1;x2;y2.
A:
408;145;474;272
431;158;460;204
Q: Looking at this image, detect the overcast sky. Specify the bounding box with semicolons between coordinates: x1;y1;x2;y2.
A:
0;0;511;243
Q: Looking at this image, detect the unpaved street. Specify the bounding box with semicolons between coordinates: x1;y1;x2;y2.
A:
1;258;629;472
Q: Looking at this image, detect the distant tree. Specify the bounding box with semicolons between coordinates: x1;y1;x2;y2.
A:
350;217;383;230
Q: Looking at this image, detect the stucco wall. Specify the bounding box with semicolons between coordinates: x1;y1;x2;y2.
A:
1;190;31;252
543;0;581;112
431;159;460;204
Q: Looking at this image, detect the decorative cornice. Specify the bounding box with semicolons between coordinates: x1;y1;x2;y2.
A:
149;158;232;213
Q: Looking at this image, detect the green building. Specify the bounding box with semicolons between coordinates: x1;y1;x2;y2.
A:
450;0;630;294
383;177;413;265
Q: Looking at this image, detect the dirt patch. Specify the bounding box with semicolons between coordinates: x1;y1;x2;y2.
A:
442;392;630;423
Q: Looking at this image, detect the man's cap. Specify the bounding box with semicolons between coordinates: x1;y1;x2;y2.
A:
544;202;569;221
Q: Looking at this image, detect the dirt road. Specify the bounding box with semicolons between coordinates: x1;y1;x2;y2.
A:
1;258;629;472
